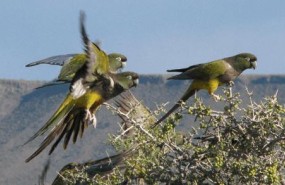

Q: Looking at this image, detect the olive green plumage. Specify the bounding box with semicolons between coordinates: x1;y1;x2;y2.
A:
58;52;126;81
24;71;138;163
26;53;126;82
153;53;257;127
26;30;127;89
24;12;138;162
48;92;152;184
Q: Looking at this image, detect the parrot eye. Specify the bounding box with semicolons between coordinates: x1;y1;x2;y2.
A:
116;57;122;61
127;75;132;80
245;57;251;62
121;57;127;62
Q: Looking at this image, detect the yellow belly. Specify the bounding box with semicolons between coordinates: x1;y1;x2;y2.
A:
76;91;104;109
190;78;222;94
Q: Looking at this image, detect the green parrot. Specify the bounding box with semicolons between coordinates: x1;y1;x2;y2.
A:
45;92;154;185
25;12;139;162
26;35;127;89
153;53;257;127
45;91;182;185
26;53;127;88
59;53;126;81
25;71;138;162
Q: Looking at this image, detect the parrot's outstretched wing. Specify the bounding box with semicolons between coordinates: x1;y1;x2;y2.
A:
70;12;110;99
25;73;139;162
25;12;139;163
26;54;77;67
79;12;109;76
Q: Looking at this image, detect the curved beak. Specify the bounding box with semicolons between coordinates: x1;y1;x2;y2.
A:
134;78;139;87
251;61;257;69
121;61;127;68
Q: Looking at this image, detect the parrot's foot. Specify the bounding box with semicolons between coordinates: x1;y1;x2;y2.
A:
211;93;221;102
85;110;97;128
227;81;235;87
90;115;97;128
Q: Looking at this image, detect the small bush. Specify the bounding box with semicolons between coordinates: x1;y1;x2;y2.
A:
55;88;285;185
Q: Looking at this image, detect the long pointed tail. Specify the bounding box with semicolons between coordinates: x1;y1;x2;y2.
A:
167;64;201;73
25;107;89;163
152;86;197;128
167;68;188;73
23;95;74;147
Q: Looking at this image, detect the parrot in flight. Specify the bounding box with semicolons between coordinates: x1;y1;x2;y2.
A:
153;53;257;127
26;41;127;89
25;12;139;162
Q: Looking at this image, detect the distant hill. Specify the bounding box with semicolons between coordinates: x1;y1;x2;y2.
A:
0;79;43;120
1;75;285;185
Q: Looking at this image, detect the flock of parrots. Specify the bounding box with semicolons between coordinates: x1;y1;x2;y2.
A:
24;12;257;163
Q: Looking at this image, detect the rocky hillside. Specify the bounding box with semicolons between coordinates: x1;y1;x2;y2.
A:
0;75;285;185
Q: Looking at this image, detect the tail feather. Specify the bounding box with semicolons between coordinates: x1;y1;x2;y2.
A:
23;96;74;146
152;86;197;128
80;117;89;138
25;108;89;163
25;121;66;162
48;122;70;155
63;120;75;150
72;119;81;143
63;112;82;149
167;68;188;73
72;112;85;143
48;108;86;155
167;64;201;73
168;73;191;80
80;119;85;138
25;54;76;67
25;96;76;162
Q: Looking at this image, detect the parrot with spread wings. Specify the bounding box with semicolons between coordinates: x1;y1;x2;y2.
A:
26;52;127;88
25;12;139;162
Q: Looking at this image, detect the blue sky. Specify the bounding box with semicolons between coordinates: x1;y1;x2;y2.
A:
1;1;285;80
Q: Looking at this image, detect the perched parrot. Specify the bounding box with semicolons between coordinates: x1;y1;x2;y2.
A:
25;12;139;162
153;53;257;127
25;53;127;88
